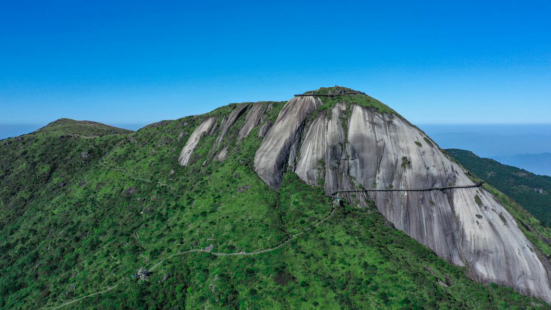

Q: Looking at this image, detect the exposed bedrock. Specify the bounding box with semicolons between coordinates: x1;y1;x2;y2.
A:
258;121;272;138
215;104;249;149
254;96;322;188
178;117;216;166
239;103;269;141
253;100;551;303
180;102;272;167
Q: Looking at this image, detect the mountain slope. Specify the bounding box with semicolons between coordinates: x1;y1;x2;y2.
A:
492;153;551;177
447;149;551;225
37;118;133;137
254;88;551;303
1;89;551;308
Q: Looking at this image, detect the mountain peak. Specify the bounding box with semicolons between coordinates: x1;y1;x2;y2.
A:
38;118;132;137
300;86;365;96
295;86;395;115
4;90;551;308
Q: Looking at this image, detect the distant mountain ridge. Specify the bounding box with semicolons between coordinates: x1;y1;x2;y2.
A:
37;118;133;137
492;152;551;177
448;149;551;225
419;124;551;158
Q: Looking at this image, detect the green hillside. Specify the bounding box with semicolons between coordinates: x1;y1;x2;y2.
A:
303;86;396;115
447;149;551;226
2;103;551;309
37;118;133;137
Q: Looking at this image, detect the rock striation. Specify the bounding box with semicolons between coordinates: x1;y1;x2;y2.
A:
254;96;322;188
176;87;551;303
239;103;269;141
178;117;216;166
253;91;551;303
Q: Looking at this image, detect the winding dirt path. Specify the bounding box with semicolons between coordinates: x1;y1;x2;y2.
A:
99;162;176;191
50;150;482;309
46;205;335;309
50;284;119;310
150;207;334;268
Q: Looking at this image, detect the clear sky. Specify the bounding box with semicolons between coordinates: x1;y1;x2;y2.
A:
1;0;550;126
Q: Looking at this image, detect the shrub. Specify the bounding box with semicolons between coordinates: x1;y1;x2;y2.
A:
401;157;412;169
423;137;434;147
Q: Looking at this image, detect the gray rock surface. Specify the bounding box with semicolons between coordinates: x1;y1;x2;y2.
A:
215;146;228;162
254;96;321;188
253;99;551;303
345;106;551;302
215;105;249;149
295;115;327;185
178;117;216;166
175;92;551;303
258;121;272;138
239;103;268;140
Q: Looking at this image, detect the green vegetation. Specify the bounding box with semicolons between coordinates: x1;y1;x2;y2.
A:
37;118;133;137
475;195;483;207
401;156;412;169
448;149;551;226
414;141;422;147
305;86;397;116
0;105;550;308
423;137;434;147
482;183;551;260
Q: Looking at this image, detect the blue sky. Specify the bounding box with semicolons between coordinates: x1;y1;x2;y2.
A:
1;0;550;126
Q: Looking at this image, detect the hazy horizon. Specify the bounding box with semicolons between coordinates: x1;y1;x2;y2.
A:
4;122;551;176
4;122;551;160
3;121;551;139
2;0;550;174
2;1;551;125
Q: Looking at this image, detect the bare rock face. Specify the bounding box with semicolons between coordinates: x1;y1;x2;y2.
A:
178;117;216;166
215;146;228;162
178;103;264;166
253;97;551;303
239;103;268;140
345;106;551;302
295;115;327;185
215;104;249;149
254;96;322;188
258;121;272;138
294;103;349;194
175;88;551;303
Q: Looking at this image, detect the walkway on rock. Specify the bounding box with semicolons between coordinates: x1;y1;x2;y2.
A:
331;182;484;197
294;91;366;97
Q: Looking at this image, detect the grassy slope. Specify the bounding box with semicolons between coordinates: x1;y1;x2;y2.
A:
0;103;550;309
37;118;133;137
448;149;551;226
